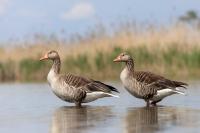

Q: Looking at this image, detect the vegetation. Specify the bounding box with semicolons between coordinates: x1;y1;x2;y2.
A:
1;21;200;82
1;45;200;82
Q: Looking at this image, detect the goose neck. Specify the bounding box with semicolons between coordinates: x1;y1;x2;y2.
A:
51;58;61;74
125;59;134;74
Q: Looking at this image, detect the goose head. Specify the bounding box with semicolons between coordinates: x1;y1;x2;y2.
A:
40;50;60;61
113;52;132;63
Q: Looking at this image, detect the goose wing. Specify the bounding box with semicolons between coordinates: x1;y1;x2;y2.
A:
61;74;118;93
85;81;119;93
134;71;188;90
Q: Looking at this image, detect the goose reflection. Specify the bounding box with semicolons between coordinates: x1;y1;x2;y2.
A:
50;106;114;133
124;107;159;133
124;106;200;133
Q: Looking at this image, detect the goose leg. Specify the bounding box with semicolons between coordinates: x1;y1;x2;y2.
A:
75;102;82;107
150;101;157;106
145;100;150;107
150;99;162;106
151;103;157;106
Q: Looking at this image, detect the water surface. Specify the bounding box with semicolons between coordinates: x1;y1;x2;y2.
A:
0;83;199;133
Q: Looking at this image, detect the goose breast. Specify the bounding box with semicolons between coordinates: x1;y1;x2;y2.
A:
120;68;143;98
48;73;86;103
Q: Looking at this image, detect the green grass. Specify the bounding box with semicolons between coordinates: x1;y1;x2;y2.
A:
0;45;200;82
19;59;50;81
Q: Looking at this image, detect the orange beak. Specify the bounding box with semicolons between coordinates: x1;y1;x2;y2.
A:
39;53;48;61
113;55;122;62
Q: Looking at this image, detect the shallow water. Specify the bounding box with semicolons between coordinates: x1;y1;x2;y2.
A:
0;83;200;133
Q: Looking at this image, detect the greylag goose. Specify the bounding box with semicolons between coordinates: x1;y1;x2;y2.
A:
40;50;119;107
113;52;188;106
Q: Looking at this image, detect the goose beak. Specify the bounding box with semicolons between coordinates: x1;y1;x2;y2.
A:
40;54;48;61
113;56;121;62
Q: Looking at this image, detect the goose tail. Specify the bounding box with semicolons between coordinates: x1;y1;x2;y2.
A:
105;92;120;98
174;88;187;95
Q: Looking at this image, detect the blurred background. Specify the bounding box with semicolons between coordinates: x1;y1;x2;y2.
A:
0;0;200;82
1;1;200;133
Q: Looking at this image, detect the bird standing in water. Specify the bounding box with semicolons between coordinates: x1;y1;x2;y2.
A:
40;50;119;107
113;52;187;106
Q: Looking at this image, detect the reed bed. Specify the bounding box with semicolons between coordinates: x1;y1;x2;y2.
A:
0;23;200;82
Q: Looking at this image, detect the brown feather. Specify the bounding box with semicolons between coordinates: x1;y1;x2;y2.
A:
134;71;188;90
61;74;119;93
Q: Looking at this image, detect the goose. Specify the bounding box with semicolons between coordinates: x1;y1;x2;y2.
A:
113;52;187;106
40;50;119;107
